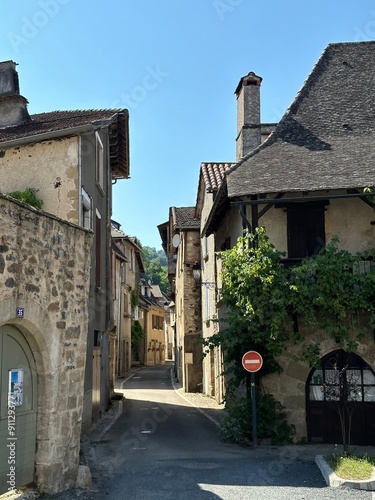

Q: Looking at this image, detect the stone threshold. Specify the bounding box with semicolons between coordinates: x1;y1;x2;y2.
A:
315;454;375;491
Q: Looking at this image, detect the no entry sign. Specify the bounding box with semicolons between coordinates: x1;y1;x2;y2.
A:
242;351;263;373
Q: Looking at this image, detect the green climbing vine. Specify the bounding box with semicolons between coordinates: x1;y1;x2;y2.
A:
131;290;139;309
131;319;143;362
203;227;375;443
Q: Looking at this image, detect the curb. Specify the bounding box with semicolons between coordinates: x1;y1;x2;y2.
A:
170;369;222;429
315;454;375;491
91;370;141;442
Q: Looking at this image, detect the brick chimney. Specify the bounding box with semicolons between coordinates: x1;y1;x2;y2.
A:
235;71;262;161
0;60;31;128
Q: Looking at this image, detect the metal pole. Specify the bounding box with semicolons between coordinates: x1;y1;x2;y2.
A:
251;372;257;448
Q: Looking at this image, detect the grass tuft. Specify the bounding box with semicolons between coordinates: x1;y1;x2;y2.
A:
325;453;375;480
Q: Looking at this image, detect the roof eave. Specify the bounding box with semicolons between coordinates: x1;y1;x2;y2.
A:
0;123;95;148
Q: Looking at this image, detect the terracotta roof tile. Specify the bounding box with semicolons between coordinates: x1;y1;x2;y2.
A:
201;162;235;193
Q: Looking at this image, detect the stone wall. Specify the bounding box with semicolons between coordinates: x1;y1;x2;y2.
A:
0;194;92;494
181;230;203;392
262;322;375;440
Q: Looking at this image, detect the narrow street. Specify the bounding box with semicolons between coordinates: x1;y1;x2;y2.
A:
45;363;373;500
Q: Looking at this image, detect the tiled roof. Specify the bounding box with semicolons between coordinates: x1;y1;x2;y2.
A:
112;240;127;261
0;109;122;141
0;109;130;179
227;41;375;197
111;226;127;238
172;206;200;229
201;162;234;193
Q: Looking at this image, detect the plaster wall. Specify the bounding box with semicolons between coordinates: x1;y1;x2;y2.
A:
200;191;224;401
0;137;79;223
215;205;243;250
0;195;92;494
255;193;375;255
144;305;166;366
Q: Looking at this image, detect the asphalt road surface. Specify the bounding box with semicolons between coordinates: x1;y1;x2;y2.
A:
45;364;374;499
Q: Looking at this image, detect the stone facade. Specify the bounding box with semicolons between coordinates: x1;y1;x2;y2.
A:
0;195;92;494
262;321;375;440
176;230;203;391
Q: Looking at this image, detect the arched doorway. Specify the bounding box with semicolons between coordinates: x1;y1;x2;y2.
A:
306;349;375;445
0;325;37;494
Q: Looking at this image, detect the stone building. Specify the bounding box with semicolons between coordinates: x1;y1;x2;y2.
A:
111;223;145;378
159;207;202;391
200;41;375;444
0;195;92;494
0;60;130;434
138;283;168;367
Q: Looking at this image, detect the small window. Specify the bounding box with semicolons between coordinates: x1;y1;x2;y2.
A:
353;260;375;275
203;236;209;260
133;306;139;321
220;237;231;251
95;132;104;191
81;187;92;229
95;211;102;287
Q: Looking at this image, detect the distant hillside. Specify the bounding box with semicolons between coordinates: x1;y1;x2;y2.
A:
141;246;169;295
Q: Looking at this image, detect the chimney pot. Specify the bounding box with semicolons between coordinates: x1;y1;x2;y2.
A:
235;71;262;160
0;60;31;128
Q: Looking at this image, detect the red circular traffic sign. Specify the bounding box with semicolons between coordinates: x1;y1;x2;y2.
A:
242;351;263;373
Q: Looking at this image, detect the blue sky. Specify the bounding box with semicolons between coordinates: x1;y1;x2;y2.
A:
2;1;375;249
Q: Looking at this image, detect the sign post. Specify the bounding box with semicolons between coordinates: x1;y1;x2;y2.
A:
242;351;263;448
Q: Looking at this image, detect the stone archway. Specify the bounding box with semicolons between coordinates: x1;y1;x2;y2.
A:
306;349;375;445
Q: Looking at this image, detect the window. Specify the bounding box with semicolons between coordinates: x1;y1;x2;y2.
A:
95;132;104;191
204;286;210;322
95;211;101;287
152;315;164;330
308;350;375;403
133;306;139;321
203;236;209;260
123;291;129;317
287;202;327;258
81;187;92;229
353;260;375;275
220;237;231;252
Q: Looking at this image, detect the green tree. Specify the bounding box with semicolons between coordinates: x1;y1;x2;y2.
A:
141;246;169;295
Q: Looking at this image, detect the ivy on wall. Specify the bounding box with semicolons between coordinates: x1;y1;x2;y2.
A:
203;227;375;443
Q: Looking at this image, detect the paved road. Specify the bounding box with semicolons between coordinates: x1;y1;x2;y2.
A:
44;364;373;499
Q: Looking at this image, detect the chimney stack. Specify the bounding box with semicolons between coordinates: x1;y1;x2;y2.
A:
235;71;262;161
0;60;31;128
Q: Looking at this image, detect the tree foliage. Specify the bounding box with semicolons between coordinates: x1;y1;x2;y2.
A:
141;246;169;295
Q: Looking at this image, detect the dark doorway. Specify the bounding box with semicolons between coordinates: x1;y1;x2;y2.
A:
306;349;375;445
